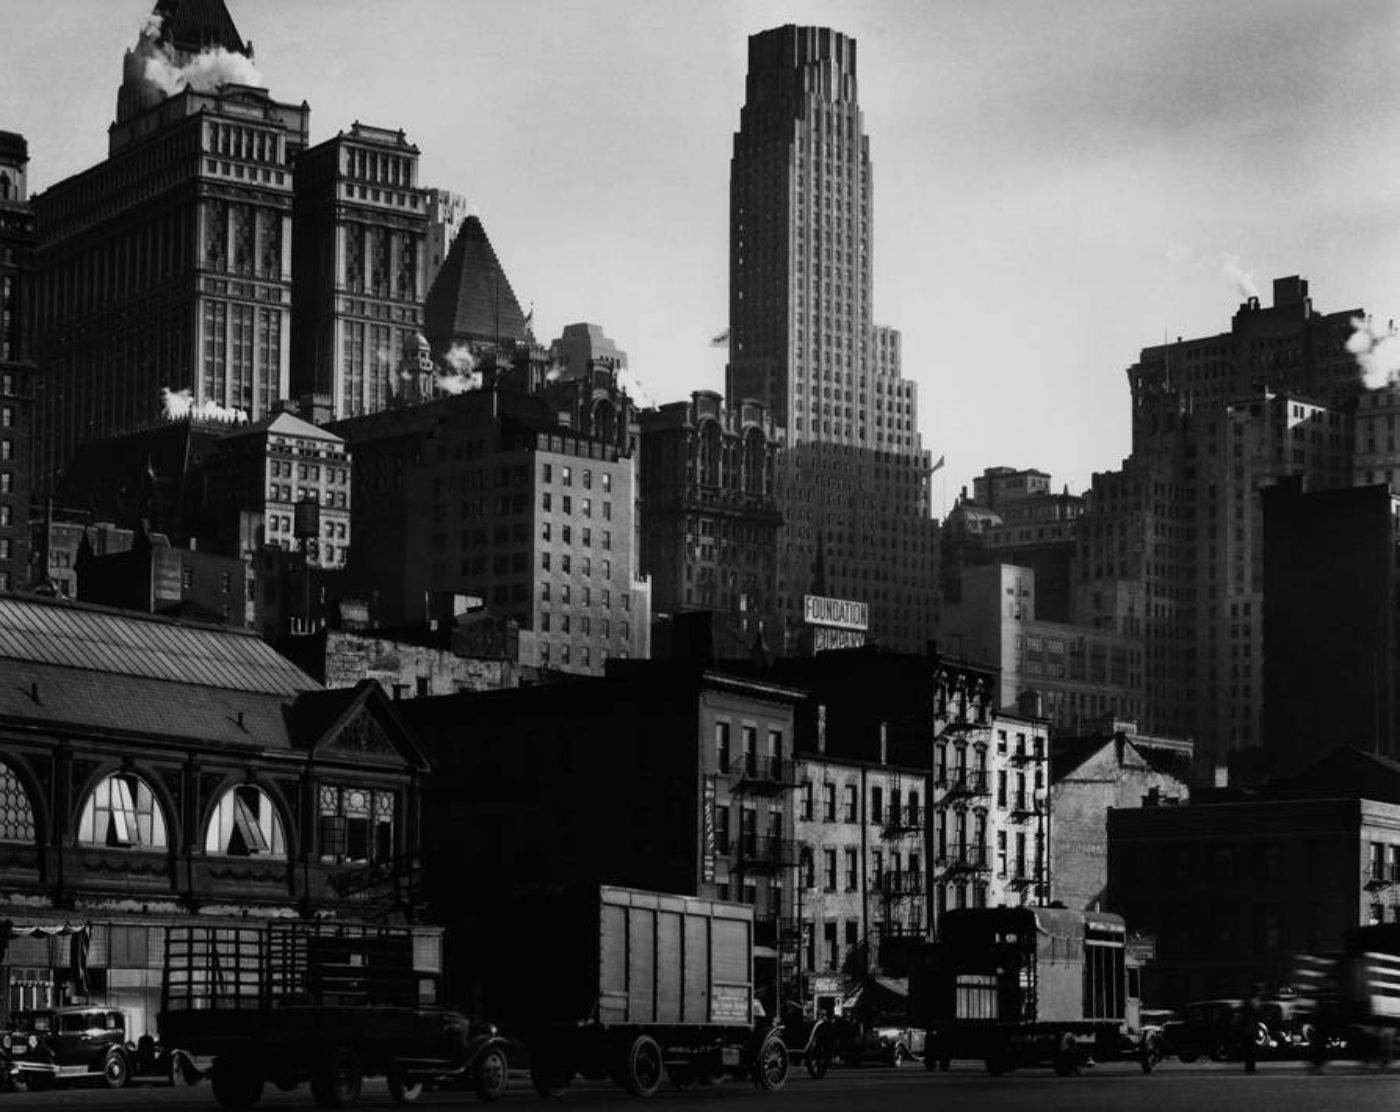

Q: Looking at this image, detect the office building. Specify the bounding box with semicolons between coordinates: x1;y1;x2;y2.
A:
638;391;781;644
0;130;35;592
726;26;939;653
291;123;428;420
31;1;308;491
1075;278;1358;770
424;189;473;291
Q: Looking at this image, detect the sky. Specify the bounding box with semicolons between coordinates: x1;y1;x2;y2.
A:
5;0;1400;510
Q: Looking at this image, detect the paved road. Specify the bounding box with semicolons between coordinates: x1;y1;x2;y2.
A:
1;1060;1396;1111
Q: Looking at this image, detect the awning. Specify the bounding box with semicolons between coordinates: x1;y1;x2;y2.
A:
0;920;91;995
840;976;910;1018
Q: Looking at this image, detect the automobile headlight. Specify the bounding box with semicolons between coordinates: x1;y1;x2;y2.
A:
27;1036;36;1049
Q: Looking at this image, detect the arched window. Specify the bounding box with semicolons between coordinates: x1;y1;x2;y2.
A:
0;763;36;842
77;773;168;849
205;784;286;857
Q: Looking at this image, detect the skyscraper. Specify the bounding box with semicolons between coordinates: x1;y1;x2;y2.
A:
291;122;428;419
727;26;938;653
32;0;307;491
0;131;35;593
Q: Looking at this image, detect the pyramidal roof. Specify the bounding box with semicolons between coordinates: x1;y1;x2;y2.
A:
423;215;530;350
153;0;249;57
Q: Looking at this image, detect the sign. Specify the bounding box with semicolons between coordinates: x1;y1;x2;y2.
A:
803;595;869;631
710;983;752;1023
701;776;717;883
813;626;866;652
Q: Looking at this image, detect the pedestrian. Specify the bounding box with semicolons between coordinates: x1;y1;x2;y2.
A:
1239;985;1264;1074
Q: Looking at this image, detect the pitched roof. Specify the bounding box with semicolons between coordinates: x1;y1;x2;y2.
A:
423;216;529;349
0;595;317;696
221;409;345;444
153;0;249;56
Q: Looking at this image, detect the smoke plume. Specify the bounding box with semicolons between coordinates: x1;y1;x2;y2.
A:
138;13;264;98
443;343;475;375
1347;316;1400;389
1221;254;1260;302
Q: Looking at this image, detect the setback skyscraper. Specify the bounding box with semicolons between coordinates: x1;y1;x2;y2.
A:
727;26;938;653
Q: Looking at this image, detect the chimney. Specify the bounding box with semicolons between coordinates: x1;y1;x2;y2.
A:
817;704;827;754
879;721;887;765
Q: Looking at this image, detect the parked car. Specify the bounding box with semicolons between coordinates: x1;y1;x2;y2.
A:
1257;996;1317;1053
1159;999;1274;1063
863;1023;926;1066
1;1006;134;1090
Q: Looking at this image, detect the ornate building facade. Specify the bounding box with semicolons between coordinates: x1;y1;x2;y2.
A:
638;391;781;647
31;3;307;492
0;594;429;1036
291;123;428;419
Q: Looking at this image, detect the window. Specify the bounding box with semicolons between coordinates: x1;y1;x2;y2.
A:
824;848;838;892
823;782;836;821
716;721;731;773
77;773;168;849
800;781;813;820
205;784;286;857
845;848;858;890
319;785;395;863
0;763;35;842
844;784;857;822
871;785;884;824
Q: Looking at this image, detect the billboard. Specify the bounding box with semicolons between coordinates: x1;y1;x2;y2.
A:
803;594;868;653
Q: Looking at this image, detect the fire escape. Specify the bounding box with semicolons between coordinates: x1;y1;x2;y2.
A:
879;791;925;940
731;751;799;952
934;759;993;898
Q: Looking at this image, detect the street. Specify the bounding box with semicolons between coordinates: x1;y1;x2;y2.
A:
0;1060;1394;1112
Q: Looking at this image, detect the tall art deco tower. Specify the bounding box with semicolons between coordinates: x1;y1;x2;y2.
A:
728;26;938;653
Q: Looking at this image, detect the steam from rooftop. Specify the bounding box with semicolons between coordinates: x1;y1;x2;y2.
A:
138;13;264;99
1221;254;1261;302
160;387;249;424
1347;317;1400;390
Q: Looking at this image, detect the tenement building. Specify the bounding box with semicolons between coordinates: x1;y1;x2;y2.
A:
1074;277;1359;772
31;2;308;491
291;122;429;419
0;130;35;591
638;391;782;647
726;26;939;654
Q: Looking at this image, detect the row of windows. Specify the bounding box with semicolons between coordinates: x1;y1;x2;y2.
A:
0;767;394;865
540;492;613;519
541;463;613;492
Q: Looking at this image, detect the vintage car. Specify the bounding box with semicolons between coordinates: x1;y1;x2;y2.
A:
1;1006;134;1089
1159;999;1275;1063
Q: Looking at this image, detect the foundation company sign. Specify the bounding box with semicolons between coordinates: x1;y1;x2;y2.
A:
803;594;868;653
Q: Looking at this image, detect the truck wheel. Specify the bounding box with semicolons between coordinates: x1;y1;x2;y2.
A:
171;1050;203;1087
211;1061;264;1110
474;1048;509;1103
310;1047;362;1108
754;1032;789;1091
619;1035;663;1098
387;1074;423;1103
103;1049;130;1089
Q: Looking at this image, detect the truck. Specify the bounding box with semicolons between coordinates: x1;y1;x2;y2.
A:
909;906;1158;1077
1293;921;1400;1067
484;884;789;1098
157;920;509;1108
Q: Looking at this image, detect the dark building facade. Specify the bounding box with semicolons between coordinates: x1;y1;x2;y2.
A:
1262;477;1400;775
0;130;35;593
1074;278;1359;770
291;122;428;420
638;390;781;645
726;26;938;654
0;594;430;1035
1108;748;1400;1008
401;667;805;1012
31;2;308;492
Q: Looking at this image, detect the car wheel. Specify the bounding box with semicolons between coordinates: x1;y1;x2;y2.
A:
753;1032;789;1091
387;1073;423;1103
474;1048;509;1103
104;1050;130;1090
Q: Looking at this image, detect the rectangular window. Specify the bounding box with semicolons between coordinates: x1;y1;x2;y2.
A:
824;848;838;892
845;848;858;890
716;721;731;773
823;783;836;822
800;781;813;821
871;785;884;824
844;784;857;823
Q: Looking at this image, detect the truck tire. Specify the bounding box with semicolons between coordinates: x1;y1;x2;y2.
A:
387;1074;423;1103
310;1046;362;1108
619;1035;663;1098
753;1032;789;1091
103;1049;130;1089
211;1061;264;1109
474;1048;509;1103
